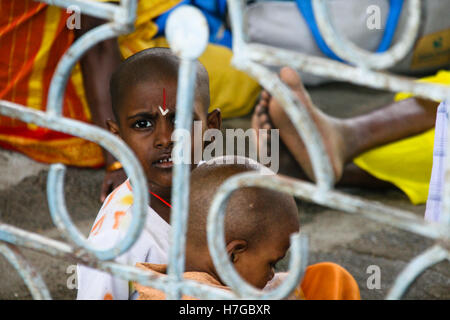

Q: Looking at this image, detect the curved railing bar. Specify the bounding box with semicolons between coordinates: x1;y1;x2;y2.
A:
45;0;136;116
0;100;149;261
42;0;120;22
225;0;450;301
0;0;446;301
254;173;444;241
312;0;421;70
0;243;52;300
207;171;447;300
118;0;138;27
0;224;236;299
47;164;90;247
107;263;236;300
209;170;443;245
46;164;143;261
386;245;449;299
0;224;77;259
164;5;209;300
227;0;246;53
238;60;335;190
227;0;336;191
40;3;147;260
46;23;126;116
207;172;309;299
43;0;138;25
247;43;450;103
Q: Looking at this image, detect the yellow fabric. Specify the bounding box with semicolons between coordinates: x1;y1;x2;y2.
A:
353;70;450;205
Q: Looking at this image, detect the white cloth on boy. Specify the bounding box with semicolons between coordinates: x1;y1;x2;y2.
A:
76;179;171;300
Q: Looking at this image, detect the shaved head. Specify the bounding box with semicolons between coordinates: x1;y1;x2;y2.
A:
110;47;210;122
187;156;299;251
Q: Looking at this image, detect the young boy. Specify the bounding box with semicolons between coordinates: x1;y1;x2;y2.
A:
133;157;361;300
76;47;221;300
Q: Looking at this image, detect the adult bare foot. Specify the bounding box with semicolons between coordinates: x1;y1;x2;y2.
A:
251;89;273;160
261;67;348;183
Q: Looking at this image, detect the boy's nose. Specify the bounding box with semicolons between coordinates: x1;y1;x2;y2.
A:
154;121;174;149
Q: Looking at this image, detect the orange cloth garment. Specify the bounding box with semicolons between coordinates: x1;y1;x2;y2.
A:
134;262;360;300
0;0;104;167
133;263;230;300
301;262;361;300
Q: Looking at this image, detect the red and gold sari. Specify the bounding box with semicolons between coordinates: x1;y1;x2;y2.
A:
0;0;104;167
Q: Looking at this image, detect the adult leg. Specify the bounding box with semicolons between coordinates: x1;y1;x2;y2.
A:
252;67;438;186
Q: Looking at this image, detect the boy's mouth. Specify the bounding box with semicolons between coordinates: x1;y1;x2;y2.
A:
152;154;173;169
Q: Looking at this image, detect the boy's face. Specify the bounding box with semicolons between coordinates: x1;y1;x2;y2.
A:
232;222;298;289
109;79;219;189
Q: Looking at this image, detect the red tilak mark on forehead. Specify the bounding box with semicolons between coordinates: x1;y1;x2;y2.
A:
158;88;169;116
162;88;167;111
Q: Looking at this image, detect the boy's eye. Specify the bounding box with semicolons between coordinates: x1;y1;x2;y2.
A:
133;119;152;129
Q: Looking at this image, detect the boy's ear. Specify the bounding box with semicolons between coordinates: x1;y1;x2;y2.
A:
106;119;120;137
226;239;248;264
207;108;222;130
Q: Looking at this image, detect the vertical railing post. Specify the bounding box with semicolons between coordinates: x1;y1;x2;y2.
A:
165;6;209;300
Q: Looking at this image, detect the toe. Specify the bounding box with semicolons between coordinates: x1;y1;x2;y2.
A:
259;113;270;125
259;97;269;108
261;89;271;101
279;67;304;91
262;122;272;131
254;104;265;116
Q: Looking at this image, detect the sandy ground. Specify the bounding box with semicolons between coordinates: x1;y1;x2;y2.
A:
0;82;448;300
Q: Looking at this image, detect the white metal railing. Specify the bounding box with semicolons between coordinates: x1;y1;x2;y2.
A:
0;0;448;300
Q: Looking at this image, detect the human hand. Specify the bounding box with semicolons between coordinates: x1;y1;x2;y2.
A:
263;272;304;300
263;272;288;291
100;168;127;203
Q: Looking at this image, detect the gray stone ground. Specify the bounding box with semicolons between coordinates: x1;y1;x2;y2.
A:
0;82;448;300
